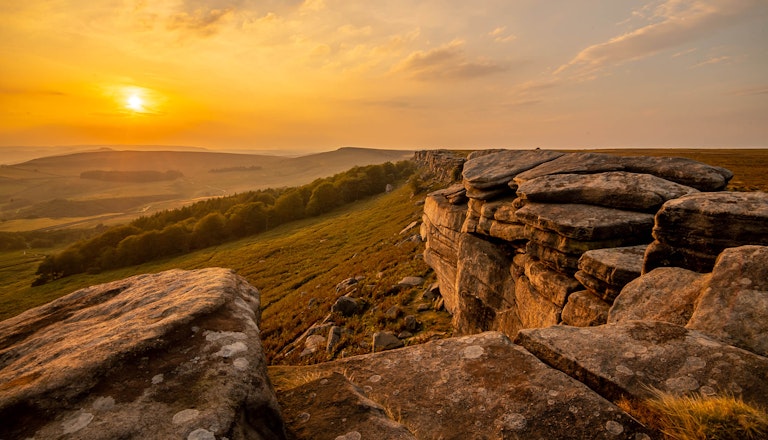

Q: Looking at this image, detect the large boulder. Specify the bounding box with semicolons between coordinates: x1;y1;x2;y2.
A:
687;245;768;356
608;267;708;326
516;321;768;410
462;149;564;191
0;268;285;440
646;192;768;273
270;332;650;439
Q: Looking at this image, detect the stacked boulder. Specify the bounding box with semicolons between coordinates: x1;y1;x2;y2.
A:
421;149;734;337
644;191;768;273
564;244;647;326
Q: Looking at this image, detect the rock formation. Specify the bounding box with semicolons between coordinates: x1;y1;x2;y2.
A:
0;268;285;440
421;149;736;335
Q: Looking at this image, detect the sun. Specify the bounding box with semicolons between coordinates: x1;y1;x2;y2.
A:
126;94;145;112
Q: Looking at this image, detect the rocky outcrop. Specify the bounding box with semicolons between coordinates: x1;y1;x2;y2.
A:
644;191;768;273
271;332;651;439
421;148;733;336
412;150;465;183
0;268;285;440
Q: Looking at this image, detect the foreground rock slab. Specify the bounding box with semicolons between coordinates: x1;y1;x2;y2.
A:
270;332;650;440
0;268;285;440
516;321;768;410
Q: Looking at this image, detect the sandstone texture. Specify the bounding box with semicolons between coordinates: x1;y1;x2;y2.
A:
645;191;768;273
271;332;650;439
686;245;768;356
561;290;610;327
462;149;564;191
516;321;768;409
0;268;285;440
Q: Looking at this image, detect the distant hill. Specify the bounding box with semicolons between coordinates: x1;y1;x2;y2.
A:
0;147;413;229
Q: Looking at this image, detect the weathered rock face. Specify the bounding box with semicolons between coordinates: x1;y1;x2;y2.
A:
420;148;737;337
645;191;768;273
686;245;768;356
412;149;465;183
271;332;651;439
0;268;285;440
516;321;768;410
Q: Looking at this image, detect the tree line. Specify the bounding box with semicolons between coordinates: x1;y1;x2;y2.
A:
33;161;415;285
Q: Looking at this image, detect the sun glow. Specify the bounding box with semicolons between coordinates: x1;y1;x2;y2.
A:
126;94;145;112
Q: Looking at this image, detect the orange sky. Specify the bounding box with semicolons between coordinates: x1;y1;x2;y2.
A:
1;1;766;151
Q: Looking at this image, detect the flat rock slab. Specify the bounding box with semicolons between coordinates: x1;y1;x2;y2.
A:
579;245;648;287
687;245;768;357
270;332;650;440
513;152;732;192
517;172;698;211
462;149;564;190
516;321;768;410
516;203;655;241
0;268;284;440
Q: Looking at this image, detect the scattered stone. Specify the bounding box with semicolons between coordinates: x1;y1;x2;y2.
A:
0;268;285;440
416;303;431;312
686;245;768;356
301;335;327;357
385;305;402;320
403;315;419;333
335;277;359;292
372;332;404;352
397;276;424;287
326;326;342;353
608;267;707;326
421;283;440;302
561;291;610;327
331;296;360;317
271;332;650;439
397;331;413;339
399;220;419;235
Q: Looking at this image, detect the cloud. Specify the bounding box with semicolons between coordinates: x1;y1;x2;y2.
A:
555;0;764;79
393;39;507;81
693;55;731;67
489;27;516;43
166;7;233;36
731;86;768;96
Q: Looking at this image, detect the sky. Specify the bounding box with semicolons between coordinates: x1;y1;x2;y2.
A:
1;0;766;151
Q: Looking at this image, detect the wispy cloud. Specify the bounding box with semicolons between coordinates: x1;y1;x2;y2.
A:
555;0;764;79
166;8;233;36
693;55;731;67
489;27;516;43
393;39;507;81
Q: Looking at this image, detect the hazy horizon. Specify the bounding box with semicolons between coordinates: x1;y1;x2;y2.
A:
1;1;767;151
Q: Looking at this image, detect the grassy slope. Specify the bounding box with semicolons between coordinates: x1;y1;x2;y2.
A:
0;184;450;363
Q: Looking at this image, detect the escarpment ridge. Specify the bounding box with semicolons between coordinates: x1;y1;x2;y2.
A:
1;148;767;439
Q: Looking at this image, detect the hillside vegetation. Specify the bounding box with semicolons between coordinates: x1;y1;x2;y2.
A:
0;170;451;363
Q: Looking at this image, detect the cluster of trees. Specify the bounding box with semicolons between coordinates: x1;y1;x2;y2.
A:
80;170;183;182
33;161;415;285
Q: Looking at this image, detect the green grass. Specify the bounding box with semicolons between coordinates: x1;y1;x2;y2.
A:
0;184;452;363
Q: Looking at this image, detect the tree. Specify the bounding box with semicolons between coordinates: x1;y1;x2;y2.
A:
273;190;305;223
306;182;339;216
192;212;228;248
